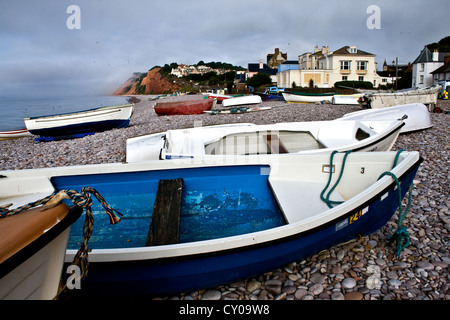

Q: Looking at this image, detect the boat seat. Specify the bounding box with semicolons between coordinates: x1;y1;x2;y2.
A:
269;180;345;224
146;179;183;246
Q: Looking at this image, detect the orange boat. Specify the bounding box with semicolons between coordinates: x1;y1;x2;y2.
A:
154;99;214;116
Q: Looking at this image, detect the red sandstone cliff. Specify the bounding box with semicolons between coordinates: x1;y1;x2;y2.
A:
113;68;180;95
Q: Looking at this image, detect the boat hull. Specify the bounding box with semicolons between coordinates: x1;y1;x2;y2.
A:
339;103;433;133
62;155;420;296
154;99;213;116
0;206;81;300
126;120;404;162
24;104;134;136
332;94;364;105
0;128;32;140
221;95;262;107
358;85;441;109
282;92;335;103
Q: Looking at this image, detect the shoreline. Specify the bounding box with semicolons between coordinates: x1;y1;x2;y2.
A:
0;95;449;300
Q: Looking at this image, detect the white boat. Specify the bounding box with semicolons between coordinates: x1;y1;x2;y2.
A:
338;103;433;133
282;92;335;103
0;202;82;299
332;94;364;105
126;119;404;162
0;128;32;140
222;95;262;107
0;151;422;296
357;85;441;109
24;103;134;136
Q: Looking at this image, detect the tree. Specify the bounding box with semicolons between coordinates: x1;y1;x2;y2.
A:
246;72;272;88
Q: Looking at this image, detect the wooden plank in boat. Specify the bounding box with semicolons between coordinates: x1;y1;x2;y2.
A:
146;179;183;246
264;134;288;154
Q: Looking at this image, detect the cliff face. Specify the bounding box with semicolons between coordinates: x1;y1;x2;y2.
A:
113;68;180;95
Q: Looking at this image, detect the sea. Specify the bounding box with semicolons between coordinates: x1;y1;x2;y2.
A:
0;96;130;131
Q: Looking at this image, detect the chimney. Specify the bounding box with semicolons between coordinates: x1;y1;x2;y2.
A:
433;49;439;62
259;60;263;69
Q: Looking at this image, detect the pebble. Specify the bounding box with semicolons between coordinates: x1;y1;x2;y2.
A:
2;95;449;301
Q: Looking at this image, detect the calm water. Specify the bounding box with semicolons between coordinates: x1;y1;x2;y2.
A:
0;96;129;131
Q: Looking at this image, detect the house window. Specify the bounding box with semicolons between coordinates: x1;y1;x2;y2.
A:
419;75;424;84
357;61;367;70
342;76;348;81
420;63;424;72
340;61;350;70
358;76;364;81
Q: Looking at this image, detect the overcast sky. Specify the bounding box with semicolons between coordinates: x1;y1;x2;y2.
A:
0;0;449;98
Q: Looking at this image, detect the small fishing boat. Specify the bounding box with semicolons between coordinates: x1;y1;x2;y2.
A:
332;94;364;105
0;128;32;140
126;119;404;162
24;104;134;137
154;99;214;116
204;106;272;115
0;151;422;296
282;92;335;103
202;93;244;102
357;85;441;109
338;103;433;133
221;95;262;107
0;202;82;299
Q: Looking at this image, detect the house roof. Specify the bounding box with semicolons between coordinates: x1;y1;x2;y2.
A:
332;46;375;56
413;47;450;64
431;61;450;74
247;63;278;75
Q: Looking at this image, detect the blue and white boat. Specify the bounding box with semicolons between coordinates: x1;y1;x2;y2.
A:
24;103;134;136
0;151;422;296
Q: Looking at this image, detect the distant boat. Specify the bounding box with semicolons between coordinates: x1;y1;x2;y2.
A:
222;95;262;107
126;119;404;162
332;94;364;105
0;128;32;140
201;93;244;102
282;92;335;103
0;203;82;299
154;99;214;116
338;103;433;133
0;151;422;296
357;85;441;109
24;104;134;136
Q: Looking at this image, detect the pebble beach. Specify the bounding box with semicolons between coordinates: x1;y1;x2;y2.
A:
1;95;448;300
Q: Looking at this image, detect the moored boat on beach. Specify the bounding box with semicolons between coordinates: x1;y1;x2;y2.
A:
338;103;433;133
0;202;82;299
221;95;262;107
332;94;364;105
24;103;134;137
0;151;422;296
126;119;404;162
282;91;335;103
357;85;441;109
0;128;32;140
154;99;214;116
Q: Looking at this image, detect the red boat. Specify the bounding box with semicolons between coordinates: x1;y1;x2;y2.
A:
154;99;214;116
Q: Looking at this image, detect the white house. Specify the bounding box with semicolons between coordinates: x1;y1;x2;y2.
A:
411;47;449;88
277;45;383;88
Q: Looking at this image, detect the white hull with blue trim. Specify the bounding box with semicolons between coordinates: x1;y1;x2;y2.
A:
24;103;134;136
0;151;421;296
